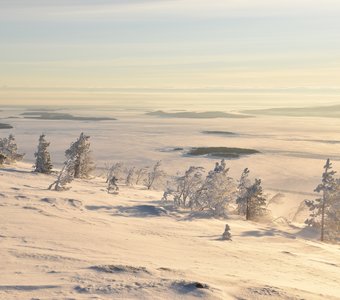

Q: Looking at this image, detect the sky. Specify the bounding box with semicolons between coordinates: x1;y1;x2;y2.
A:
0;0;339;106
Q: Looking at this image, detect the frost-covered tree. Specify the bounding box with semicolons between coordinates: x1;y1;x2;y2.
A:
192;160;236;217
135;167;148;185
65;133;94;179
0;134;24;164
126;167;135;186
107;176;119;194
221;224;232;241
169;166;205;208
245;179;267;220
305;159;339;241
325;182;340;241
236;168;251;215
34;134;53;174
106;162;124;183
48;159;75;191
48;133;93;191
0;153;6;166
145;161;166;190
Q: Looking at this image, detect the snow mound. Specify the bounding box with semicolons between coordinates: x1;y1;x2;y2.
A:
40;197;82;208
91;264;152;275
115;205;168;217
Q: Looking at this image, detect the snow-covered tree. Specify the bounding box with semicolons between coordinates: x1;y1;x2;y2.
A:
107;176;119;194
145;161;166;190
236;168;251;215
65;133;94;179
126;167;135;186
0;153;6;166
135;167;148;185
0;134;24;164
106;162;124;183
305;159;339;241
192;160;236;217
34;134;53;174
245;178;267;220
169;166;205;208
48;133;93;191
48;159;75;191
221;224;232;240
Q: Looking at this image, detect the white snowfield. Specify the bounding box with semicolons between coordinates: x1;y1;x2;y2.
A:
0;163;339;300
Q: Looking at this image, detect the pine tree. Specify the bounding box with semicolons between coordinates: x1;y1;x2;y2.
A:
246;179;267;221
305;159;338;241
65;133;94;179
34;134;53;174
0;134;24;163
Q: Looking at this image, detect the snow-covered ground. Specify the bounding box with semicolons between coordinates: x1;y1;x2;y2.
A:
0;162;339;299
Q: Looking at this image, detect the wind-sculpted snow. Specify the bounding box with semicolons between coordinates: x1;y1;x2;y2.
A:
0;163;339;299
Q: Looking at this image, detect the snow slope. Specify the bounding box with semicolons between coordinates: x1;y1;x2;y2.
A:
0;163;339;299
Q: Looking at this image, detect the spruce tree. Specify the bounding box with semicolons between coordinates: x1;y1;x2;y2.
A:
34;134;53;174
236;168;251;215
305;159;338;241
246;179;267;221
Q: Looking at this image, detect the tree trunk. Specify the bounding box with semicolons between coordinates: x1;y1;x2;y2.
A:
246;197;250;220
321;191;326;241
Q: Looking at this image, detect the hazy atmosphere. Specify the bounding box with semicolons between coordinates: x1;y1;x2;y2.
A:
0;1;339;300
1;0;340;107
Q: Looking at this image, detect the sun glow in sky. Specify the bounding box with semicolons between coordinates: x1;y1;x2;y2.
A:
0;0;339;106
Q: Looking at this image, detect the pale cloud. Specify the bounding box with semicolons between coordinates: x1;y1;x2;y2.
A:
1;0;340;21
0;0;339;102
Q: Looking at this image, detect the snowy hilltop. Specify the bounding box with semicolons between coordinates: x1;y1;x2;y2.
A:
0;159;339;299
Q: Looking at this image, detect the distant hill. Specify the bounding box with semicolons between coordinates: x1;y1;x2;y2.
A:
21;112;117;121
187;147;260;159
242;105;340;118
0;123;13;129
146;110;252;119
